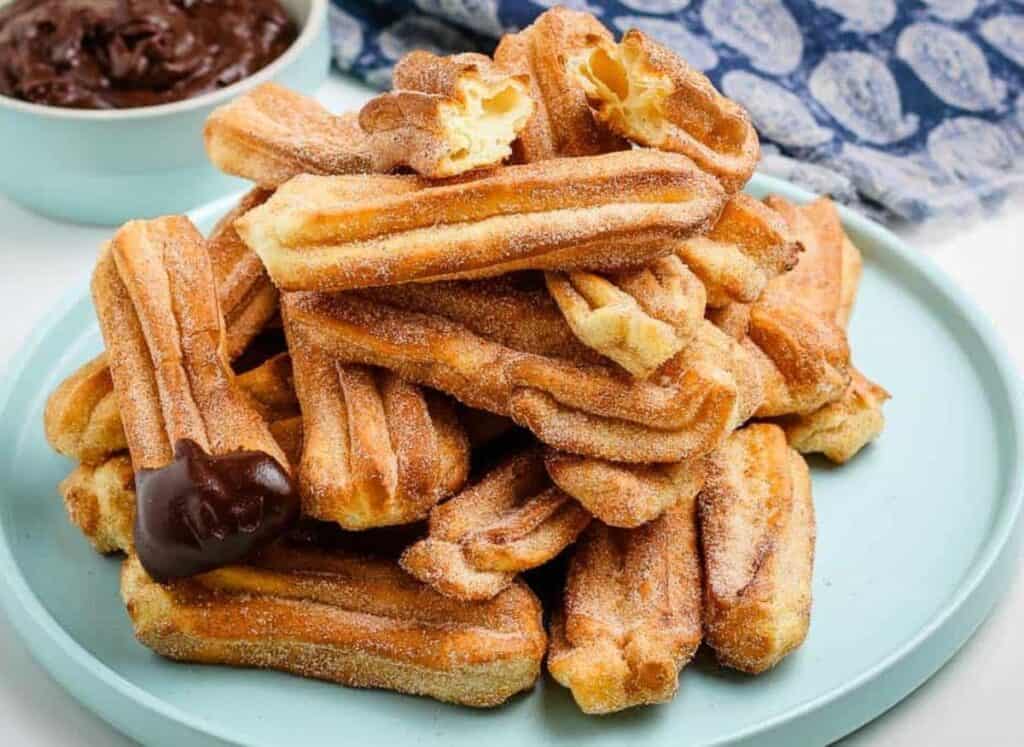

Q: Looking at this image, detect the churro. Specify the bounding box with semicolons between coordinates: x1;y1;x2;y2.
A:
205;83;373;187
235;150;727;292
400;449;591;600
122;545;547;707
361;51;533;177
699;424;815;674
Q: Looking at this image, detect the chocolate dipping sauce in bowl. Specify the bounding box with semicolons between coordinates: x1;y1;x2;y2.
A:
0;0;330;223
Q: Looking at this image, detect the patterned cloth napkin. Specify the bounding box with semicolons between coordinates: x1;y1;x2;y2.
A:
328;1;1024;222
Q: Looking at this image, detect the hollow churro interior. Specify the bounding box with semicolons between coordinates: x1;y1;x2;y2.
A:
440;76;534;174
571;33;747;157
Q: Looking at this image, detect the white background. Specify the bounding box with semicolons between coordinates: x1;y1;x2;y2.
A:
1;76;1022;746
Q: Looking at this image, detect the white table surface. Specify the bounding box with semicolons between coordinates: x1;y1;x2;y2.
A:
1;75;1022;747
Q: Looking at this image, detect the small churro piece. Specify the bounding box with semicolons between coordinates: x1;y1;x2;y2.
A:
780;370;890;463
400;449;591;600
547;497;703;713
753;197;884;449
204;83;373;187
494;8;626;162
545;255;705;378
45;189;277;463
94;217;297;580
675;193;800;308
699;424;815;674
361;51;534;177
545;451;706;528
59;454;135;554
748;295;851;417
570;28;759;190
284;320;469;530
235;150;727;292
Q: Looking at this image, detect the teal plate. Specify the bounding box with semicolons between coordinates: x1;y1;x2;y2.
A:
1;175;1022;747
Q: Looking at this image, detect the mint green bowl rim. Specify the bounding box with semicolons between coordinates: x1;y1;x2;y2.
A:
0;175;1021;745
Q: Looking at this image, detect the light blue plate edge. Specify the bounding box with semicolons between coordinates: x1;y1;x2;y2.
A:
0;175;1020;747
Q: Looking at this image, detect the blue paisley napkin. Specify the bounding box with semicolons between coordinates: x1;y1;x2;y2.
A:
329;1;1024;222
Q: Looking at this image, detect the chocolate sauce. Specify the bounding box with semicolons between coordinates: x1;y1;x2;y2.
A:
0;0;297;109
134;438;299;582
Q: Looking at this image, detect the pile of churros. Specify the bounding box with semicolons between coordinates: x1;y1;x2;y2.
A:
44;8;889;714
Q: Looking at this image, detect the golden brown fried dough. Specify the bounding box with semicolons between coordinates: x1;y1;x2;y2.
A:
235;150;727;292
494;8;626;162
748;295;851;418
570;28;759;191
43;354;125;465
699;424;815;674
45;190;277;463
285;321;469;529
545;450;706;528
761;197;886;457
400;449;591;600
546;255;706;378
361;52;533;177
121;545;547;707
204;83;373;187
762;195;845;319
780;370;890;463
59;454;135;554
676;193;800;308
706;302;751;340
547;497;703;713
93;217;287;470
283;292;741;463
235;352;298;422
357;273;600;363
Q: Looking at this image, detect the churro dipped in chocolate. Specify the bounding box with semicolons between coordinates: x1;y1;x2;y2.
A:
494;8;626;162
283;292;742;464
205;83;373;187
545;255;706;378
122;544;547;707
234;150;727;292
284;320;469;530
59;413;304;560
569;28;759;191
361;51;534;177
400;448;591;601
93;217;298;581
547;496;703;713
699;424;815;674
45;189;278;463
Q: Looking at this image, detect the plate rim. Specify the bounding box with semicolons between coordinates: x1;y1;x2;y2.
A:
1;176;1021;747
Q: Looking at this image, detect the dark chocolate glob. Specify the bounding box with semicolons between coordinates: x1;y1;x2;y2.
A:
0;0;297;109
134;438;299;582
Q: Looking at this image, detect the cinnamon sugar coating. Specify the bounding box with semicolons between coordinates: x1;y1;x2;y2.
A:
400;448;591;600
205;83;373;187
121;545;547;707
699;424;815;674
234;150;726;292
